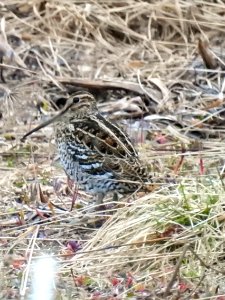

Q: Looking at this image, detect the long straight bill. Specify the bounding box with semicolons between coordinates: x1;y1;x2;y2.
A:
21;103;72;142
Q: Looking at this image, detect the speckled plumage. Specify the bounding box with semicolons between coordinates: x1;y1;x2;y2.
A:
22;91;154;202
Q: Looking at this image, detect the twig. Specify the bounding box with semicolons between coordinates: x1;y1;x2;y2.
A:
57;77;160;104
183;271;206;300
189;247;225;275
20;225;40;297
164;244;190;297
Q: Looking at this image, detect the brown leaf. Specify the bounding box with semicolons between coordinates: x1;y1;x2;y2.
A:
198;38;217;69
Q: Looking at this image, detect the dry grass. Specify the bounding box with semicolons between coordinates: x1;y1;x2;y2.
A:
1;0;225;299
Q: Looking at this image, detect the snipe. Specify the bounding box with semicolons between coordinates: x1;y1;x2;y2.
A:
22;91;155;204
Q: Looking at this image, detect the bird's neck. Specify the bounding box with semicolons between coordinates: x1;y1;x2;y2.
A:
57;108;97;125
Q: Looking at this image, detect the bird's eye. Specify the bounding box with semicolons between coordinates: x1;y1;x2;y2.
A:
73;97;80;104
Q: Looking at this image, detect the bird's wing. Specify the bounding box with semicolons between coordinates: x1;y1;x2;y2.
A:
70;113;138;159
58;114;142;178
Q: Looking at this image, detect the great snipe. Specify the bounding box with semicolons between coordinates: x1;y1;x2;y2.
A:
22;91;155;204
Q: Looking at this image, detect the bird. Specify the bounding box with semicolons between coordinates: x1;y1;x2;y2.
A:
22;91;156;205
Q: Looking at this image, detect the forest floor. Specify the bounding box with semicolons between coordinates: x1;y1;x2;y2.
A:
1;1;225;299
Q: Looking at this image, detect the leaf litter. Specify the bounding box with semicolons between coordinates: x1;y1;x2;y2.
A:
1;0;225;299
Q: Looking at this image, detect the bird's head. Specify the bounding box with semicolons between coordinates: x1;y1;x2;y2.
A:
65;91;97;115
21;91;97;141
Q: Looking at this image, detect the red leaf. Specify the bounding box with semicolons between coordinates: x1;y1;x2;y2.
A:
111;277;122;286
67;241;81;252
74;275;85;286
155;134;167;144
12;258;26;269
199;157;204;175
178;282;189;292
173;149;185;174
126;272;134;288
